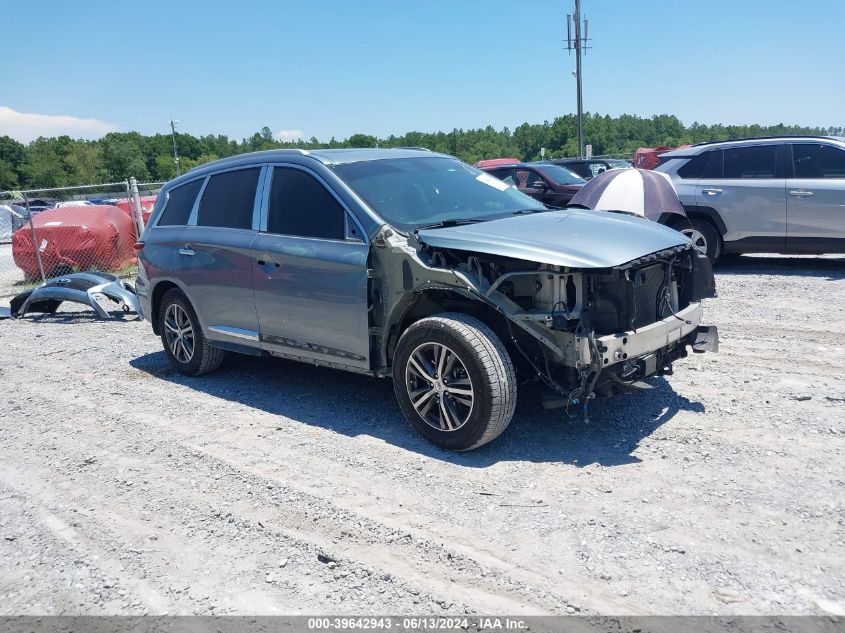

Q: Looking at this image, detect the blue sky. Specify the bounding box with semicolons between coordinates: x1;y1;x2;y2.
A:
1;0;843;142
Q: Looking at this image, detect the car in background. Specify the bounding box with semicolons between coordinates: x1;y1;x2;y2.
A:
54;200;94;208
473;158;520;170
12;205;136;280
548;158;633;180
656;136;845;261
480;162;586;206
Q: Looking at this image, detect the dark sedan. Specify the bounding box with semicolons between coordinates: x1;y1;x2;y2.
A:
481;162;585;206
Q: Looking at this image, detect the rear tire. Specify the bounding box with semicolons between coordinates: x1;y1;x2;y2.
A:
680;217;722;263
392;313;517;450
158;288;225;376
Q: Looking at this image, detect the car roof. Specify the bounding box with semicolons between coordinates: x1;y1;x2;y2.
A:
197;147;445;170
662;135;845;158
483;162;561;170
162;148;452;190
551;158;613;163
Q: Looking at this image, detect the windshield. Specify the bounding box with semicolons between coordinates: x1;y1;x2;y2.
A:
331;157;546;231
607;160;632;168
533;164;586;185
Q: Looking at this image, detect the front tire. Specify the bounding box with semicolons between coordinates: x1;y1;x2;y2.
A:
680;217;722;263
392;313;517;450
158;288;225;376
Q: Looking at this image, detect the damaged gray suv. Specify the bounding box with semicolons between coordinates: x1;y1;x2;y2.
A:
136;149;718;450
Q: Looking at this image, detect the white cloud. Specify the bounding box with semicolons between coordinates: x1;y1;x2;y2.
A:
0;105;119;143
276;128;305;142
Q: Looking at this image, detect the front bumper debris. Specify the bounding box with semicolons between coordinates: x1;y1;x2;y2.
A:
10;272;141;319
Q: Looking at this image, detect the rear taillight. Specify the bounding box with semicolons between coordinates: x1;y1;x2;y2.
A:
133;241;145;252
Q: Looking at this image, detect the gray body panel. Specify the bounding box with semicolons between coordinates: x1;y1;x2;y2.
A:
786;176;845;243
176;226;261;337
417;209;689;269
251;234;370;369
696;177;786;242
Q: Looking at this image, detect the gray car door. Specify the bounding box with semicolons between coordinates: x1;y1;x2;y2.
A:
176;166;264;342
696;145;786;247
251;165;370;371
786;142;845;251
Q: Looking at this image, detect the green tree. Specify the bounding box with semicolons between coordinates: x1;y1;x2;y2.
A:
100;132;149;181
21;138;68;188
64;142;107;184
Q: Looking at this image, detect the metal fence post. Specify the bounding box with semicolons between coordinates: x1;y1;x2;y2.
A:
23;192;47;284
128;177;145;237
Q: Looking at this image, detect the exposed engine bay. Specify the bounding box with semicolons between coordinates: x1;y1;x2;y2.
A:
369;224;718;418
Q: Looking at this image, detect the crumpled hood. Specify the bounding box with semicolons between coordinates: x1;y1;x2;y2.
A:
416;208;690;269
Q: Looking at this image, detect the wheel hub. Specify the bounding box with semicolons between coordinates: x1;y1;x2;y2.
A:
164;304;195;364
405;342;474;432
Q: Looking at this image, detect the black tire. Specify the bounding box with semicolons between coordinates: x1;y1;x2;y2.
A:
680;217;722;263
392;312;517;450
158;288;225;376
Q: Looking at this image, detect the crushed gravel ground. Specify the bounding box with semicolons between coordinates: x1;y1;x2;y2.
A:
0;255;843;616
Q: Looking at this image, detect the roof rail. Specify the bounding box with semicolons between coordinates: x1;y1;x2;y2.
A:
692;135;836;147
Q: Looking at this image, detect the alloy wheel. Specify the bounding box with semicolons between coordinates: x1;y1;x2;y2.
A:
405;342;475;432
164;303;195;364
682;228;708;256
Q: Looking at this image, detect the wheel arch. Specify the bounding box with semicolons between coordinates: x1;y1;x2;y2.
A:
382;288;514;371
682;204;728;236
149;279;202;336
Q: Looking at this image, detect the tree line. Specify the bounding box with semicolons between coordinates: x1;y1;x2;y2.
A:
1;113;841;191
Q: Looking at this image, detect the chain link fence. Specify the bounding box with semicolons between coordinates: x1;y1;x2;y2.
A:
0;179;162;301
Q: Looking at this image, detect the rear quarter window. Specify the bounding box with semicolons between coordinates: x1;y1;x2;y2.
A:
157;178;203;226
677;152;712;179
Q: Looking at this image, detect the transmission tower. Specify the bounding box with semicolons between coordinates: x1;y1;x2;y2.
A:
566;0;590;158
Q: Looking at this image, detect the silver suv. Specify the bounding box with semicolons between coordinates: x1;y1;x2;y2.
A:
136;149;717;450
656;136;845;261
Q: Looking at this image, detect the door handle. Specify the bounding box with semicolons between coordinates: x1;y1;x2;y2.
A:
257;259;280;268
178;245;195;256
789;189;814;197
702;188;723;196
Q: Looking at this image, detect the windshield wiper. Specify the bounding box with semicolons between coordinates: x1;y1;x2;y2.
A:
414;218;483;231
511;208;551;215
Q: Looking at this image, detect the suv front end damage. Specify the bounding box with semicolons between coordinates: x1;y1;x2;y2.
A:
369;210;718;416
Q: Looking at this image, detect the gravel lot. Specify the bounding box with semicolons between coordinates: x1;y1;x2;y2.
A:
0;255;843;616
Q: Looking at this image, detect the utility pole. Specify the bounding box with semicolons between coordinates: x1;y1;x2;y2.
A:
170;118;181;176
566;1;589;158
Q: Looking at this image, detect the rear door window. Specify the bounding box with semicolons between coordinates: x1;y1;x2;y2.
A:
723;145;778;179
158;178;203;226
196;167;261;229
267;167;346;240
792;143;845;178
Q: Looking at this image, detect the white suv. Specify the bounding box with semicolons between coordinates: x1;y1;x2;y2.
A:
656;136;845;261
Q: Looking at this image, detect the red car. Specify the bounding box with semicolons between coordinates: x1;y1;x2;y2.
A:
473;158;520;169
12;205;137;280
480;162;586;206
